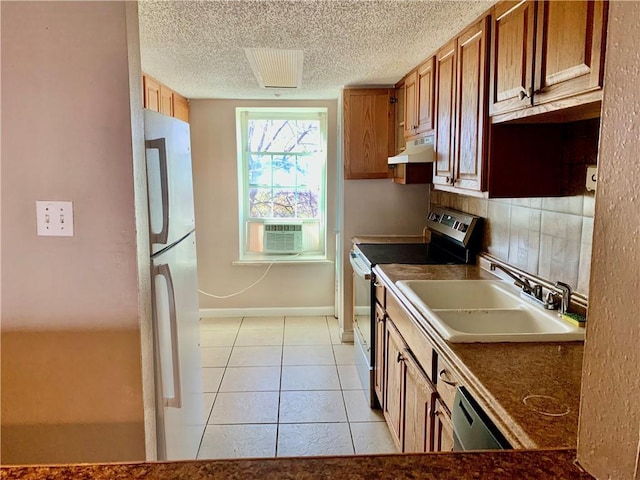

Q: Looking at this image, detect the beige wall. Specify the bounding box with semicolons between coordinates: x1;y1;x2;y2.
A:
431;191;595;295
341;179;430;336
190;99;337;312
577;2;640;478
1;1;147;463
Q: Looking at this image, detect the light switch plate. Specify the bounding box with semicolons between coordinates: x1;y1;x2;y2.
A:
36;201;74;236
586;165;597;192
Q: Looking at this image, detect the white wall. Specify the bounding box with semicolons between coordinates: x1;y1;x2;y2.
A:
1;1;147;464
577;2;640;478
190;99;337;314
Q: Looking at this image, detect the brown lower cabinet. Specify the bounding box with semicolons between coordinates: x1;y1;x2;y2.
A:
433;399;454;452
374;304;386;408
383;320;404;449
403;351;436;452
376;284;465;453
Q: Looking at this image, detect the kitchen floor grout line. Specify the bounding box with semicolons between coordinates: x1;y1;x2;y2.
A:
198;316;378;459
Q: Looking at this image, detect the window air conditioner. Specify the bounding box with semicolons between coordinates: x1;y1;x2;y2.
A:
263;222;303;254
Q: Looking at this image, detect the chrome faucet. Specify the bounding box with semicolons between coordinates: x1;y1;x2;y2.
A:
555;281;572;314
490;263;538;297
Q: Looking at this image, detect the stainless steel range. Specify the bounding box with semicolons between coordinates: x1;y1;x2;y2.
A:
349;206;482;407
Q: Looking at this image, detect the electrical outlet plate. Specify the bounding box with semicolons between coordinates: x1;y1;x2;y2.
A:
36;201;74;236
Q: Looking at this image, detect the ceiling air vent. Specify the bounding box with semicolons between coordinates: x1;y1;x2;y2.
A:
244;48;303;89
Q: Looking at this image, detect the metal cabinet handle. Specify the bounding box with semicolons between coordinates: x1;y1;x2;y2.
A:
518;86;532;100
439;369;457;386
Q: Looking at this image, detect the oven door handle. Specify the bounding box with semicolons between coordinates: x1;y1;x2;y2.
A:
349;251;371;280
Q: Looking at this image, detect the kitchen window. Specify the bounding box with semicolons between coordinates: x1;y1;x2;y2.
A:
236;107;328;262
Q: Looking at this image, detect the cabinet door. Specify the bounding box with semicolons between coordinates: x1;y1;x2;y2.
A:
533;0;607;104
173;93;190;123
433;400;454;452
416;57;435;136
374;305;386;408
403;71;418;138
383;320;404;450
144;75;161;113
343;88;395;179
395;85;406;154
489;0;535;116
403;352;436;453
453;16;489;193
433;39;457;187
160;85;174;117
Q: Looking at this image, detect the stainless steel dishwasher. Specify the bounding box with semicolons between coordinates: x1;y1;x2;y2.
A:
452;387;512;450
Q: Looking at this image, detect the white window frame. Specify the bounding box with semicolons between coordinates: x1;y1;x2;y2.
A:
236;107;328;263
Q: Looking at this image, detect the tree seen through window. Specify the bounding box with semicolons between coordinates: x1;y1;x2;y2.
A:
247;119;323;219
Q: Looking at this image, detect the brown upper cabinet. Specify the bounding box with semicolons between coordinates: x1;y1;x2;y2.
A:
343;88;395;180
159;84;174;117
433;39;457;189
143;73;190;123
143;75;161;113
433;17;490;195
403;57;436;139
490;0;608;120
173;94;190;123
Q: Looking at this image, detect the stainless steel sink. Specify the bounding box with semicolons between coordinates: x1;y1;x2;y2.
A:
396;280;585;343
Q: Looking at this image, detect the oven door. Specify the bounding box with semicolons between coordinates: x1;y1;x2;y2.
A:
349;250;375;406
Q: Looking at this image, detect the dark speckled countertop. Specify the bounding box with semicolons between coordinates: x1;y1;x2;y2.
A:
375;264;584;450
0;449;594;479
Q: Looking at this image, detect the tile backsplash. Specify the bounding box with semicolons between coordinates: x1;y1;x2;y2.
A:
431;190;595;295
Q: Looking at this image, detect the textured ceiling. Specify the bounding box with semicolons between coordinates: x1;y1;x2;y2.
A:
138;0;496;100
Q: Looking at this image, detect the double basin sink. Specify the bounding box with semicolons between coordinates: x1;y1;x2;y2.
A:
396;280;585;343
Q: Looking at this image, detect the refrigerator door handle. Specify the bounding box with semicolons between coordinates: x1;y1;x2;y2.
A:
145;138;170;245
154;262;182;409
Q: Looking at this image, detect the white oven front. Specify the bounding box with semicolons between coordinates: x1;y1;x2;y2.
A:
349;249;376;406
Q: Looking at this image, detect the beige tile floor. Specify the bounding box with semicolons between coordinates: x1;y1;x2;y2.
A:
197;315;398;459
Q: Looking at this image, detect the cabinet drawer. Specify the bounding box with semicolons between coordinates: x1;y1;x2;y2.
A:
386;291;434;383
436;355;460;412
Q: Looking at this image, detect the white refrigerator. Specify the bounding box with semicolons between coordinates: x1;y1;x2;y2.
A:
144;109;204;460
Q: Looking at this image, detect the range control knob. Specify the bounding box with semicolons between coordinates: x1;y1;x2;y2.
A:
457;223;468;232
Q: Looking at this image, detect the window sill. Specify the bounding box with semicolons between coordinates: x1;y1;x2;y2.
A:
233;254;332;266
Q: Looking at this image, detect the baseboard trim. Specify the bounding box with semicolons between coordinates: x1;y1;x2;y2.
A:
340;330;354;343
200;306;336;318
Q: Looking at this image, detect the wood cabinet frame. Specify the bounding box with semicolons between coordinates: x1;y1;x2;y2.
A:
434;17;490;195
143;73;190;123
490;0;608;121
377;287;460;453
343;88;395;179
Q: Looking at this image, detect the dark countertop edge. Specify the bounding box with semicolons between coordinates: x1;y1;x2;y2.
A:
0;449;594;479
374;264;560;449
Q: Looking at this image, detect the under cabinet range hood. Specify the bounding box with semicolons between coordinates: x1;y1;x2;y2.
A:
388;136;435;164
